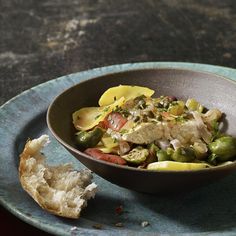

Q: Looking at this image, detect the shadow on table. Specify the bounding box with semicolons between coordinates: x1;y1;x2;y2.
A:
131;172;236;232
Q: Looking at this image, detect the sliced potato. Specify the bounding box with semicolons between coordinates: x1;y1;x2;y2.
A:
121;147;149;164
168;101;185;116
95;141;119;154
147;161;210;171
102;136;119;149
73;97;125;130
97;147;118;154
186;98;204;113
98;85;155;106
73;107;102;131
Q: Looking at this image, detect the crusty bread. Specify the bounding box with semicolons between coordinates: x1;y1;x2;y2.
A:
19;135;97;219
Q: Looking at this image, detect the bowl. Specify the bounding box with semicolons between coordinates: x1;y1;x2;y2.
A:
47;68;236;194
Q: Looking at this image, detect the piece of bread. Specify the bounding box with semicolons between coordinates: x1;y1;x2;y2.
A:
19;135;97;219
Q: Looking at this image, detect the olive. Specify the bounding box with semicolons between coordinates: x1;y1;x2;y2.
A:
208;136;236;161
75;127;104;148
121;147;149;164
156;150;171;162
171;147;196;162
146;143;158;163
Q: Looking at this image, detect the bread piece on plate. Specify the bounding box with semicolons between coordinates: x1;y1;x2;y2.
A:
19;135;97;219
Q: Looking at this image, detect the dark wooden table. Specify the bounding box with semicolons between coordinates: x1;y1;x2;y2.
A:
1;0;236;235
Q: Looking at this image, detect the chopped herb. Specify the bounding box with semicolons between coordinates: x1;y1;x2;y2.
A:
134;95;147;109
134;95;146;102
120;129;128;134
211;120;220;140
114;96;117;101
157;107;168;112
113;106;130;117
114;106;122;112
156;102;163;108
138;102;147;109
175;116;186;122
103;107;109;112
94;114;102;120
208;153;218;165
133;116;140;122
122;109;130;117
156;115;162;121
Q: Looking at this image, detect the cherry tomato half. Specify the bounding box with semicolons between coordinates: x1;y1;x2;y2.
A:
101;112;127;131
85;148;127;165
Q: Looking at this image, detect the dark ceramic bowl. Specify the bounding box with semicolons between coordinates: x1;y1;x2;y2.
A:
47;68;236;194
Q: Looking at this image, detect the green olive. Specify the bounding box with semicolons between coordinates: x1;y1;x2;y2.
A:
75;127;104;148
122;147;149;164
192;142;208;159
146;143;158;163
156;150;171;162
208;136;236;161
171;147;196;162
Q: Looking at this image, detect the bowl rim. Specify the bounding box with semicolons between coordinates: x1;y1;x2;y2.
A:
47;67;236;174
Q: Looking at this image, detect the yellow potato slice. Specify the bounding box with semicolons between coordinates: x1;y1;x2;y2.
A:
95;141;118;154
97;147;118;154
98;85;155;106
73;97;125;131
186;98;204;113
168;101;185;116
102;136;119;149
147;161;210;171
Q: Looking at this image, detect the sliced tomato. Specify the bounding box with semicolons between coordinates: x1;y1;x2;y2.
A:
102;112;127;131
84;148;127;165
97;121;107;129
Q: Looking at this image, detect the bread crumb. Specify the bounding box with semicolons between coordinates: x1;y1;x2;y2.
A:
92;223;103;229
115;222;124;227
141;221;149;227
70;226;78;236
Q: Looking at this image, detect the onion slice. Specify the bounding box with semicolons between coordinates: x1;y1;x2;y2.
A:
192;111;212;144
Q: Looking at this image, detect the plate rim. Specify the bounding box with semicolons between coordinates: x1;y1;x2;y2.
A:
1;61;236;236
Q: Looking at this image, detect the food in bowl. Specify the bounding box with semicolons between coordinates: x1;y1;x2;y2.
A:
72;85;236;171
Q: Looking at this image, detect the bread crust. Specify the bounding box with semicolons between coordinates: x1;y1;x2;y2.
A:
19;135;97;219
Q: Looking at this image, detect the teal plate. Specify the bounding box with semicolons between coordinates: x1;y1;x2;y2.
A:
1;62;236;236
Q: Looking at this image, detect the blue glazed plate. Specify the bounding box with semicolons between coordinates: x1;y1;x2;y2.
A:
1;62;236;236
